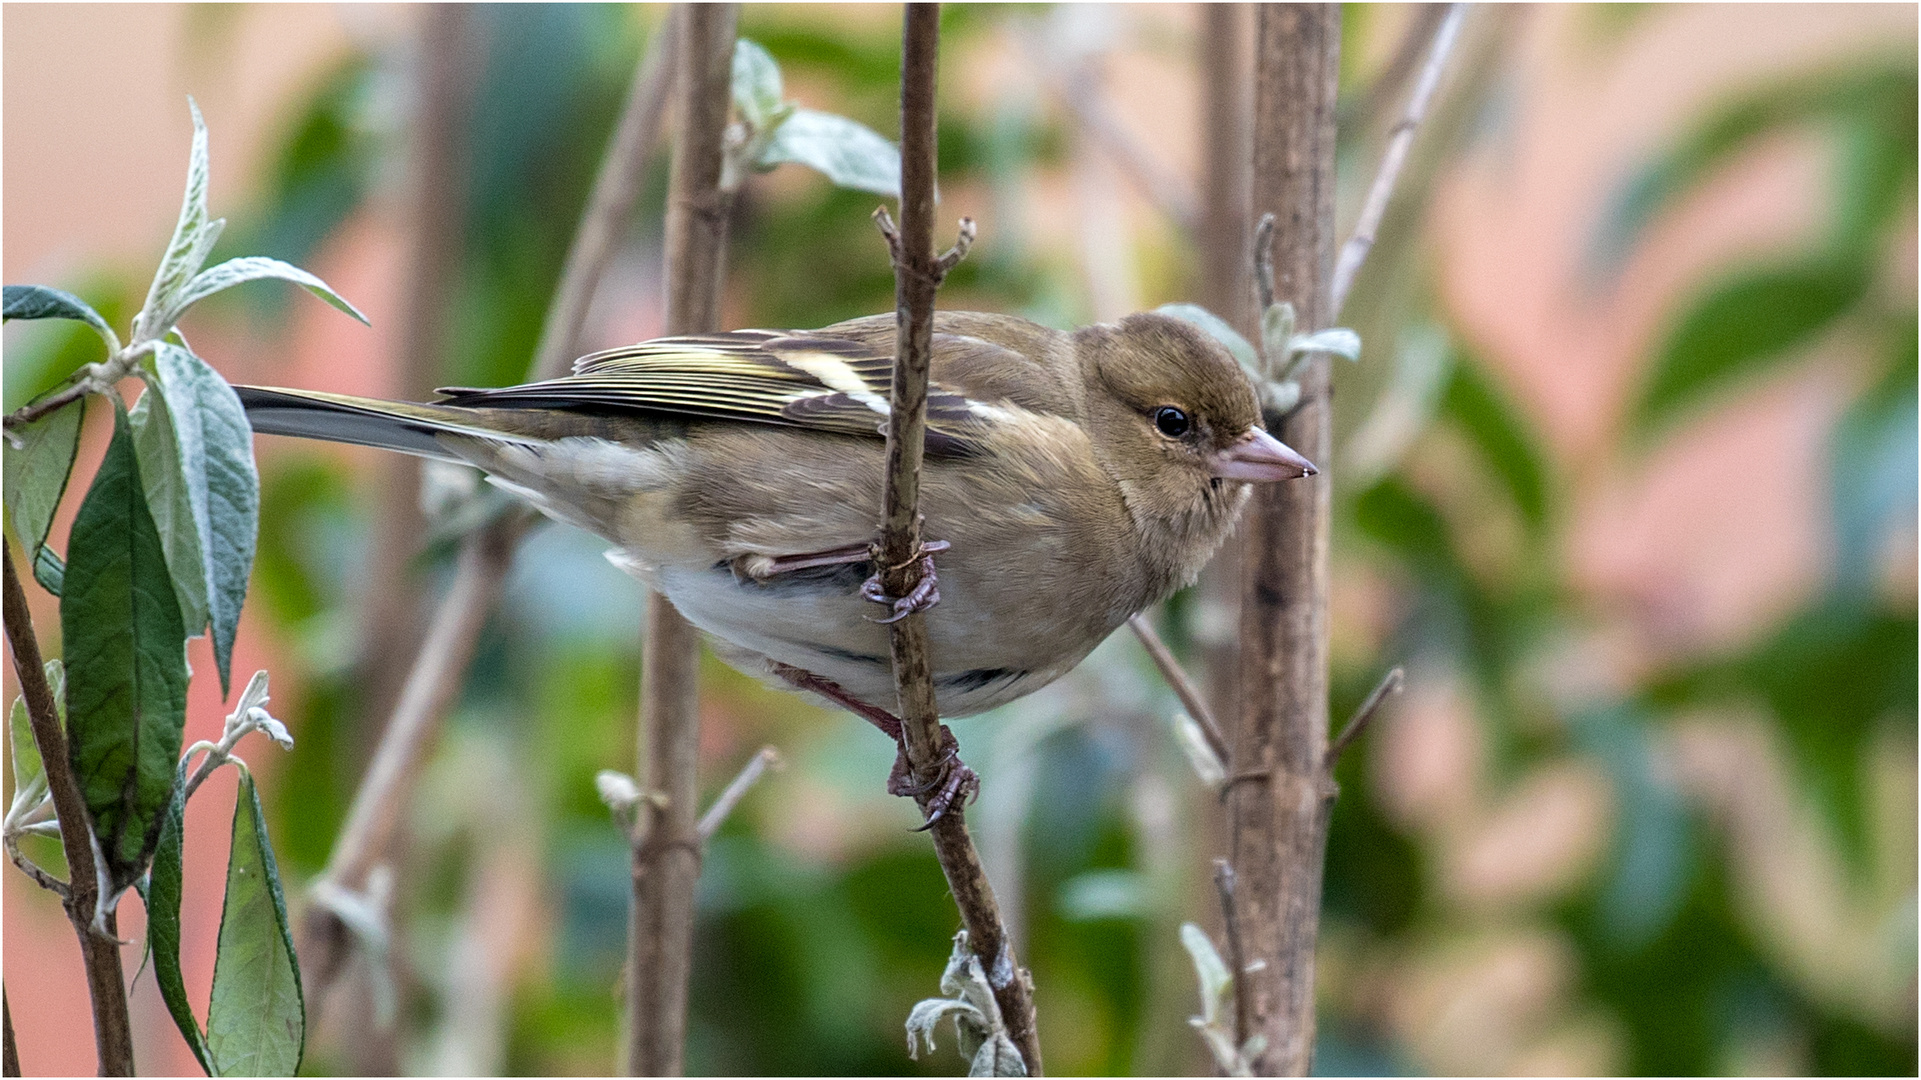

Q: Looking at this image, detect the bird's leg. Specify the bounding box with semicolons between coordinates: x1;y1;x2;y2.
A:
732;543;873;582
860;539;950;624
770;662;901;741
769;660;978;828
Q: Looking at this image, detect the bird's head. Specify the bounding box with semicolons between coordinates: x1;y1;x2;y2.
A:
1075;312;1317;577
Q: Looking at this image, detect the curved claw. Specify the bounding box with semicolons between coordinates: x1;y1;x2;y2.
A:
886;723;979;828
862;540;950;623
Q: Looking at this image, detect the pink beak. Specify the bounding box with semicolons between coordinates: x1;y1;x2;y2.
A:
1208;428;1317;482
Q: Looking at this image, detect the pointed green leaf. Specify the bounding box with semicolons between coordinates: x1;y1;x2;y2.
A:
3;396;84;563
1591;64;1918;276
1443;358;1551;532
2;285;119;353
1155;303;1259;372
146;343;260;695
1179;923;1231;1028
131;386;211;648
163;257;367;330
1634;258;1868;437
60;401;189;894
732;39;785;131
760;108;901;197
1292;327;1362;362
146;757;214;1075
206;766;304;1077
138;98;225;344
10;660;60;797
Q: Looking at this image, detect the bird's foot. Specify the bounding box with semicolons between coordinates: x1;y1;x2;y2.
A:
886;723;979;829
861;539;951;624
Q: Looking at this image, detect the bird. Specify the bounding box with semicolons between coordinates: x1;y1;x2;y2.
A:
238;309;1314;816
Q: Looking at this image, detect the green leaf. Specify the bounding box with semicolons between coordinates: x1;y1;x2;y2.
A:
143;344;260;695
1831;324;1917;596
2;284;119;353
1292;327;1362;362
162;257;367;330
1442;358;1551;533
146;757;214;1076
1178;923;1231;1028
1591;64;1918;275
1633;258;1868;437
206;765;304;1077
1154;303;1259;372
3;395;85;562
760;108;901;197
9;660;60;797
32;546;65;597
732;38;786;132
60;401;189;894
137;98;226;345
131;386;210;651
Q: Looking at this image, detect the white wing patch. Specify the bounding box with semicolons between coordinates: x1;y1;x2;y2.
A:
781;350;893;417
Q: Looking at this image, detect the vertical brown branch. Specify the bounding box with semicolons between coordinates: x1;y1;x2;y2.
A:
1229;5;1340;1076
624;6;735;1076
877;5;1043;1074
4;546;134;1076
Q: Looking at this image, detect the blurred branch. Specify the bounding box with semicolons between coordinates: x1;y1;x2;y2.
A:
1230;6;1340;1076
4;546;134;1076
1341;4;1448;136
532;24;676;381
1127;612;1230;766
298;8;679;1027
878;5;1043;1074
1056;65;1198;232
697;746;781;842
353;3;479;749
1329;3;1468;317
1325;666;1404;769
625;6;735;1077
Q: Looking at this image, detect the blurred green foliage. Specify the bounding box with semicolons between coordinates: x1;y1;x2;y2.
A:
72;5;1909;1077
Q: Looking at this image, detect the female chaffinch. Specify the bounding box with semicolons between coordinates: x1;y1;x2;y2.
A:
240;309;1313;739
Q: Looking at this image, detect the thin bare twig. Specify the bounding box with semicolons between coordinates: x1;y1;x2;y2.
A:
1211;858;1252;1050
626;6;736;1076
1325;667;1404;769
1328;3;1468;317
1340;4;1449;137
3;545;134;1075
697;747;781;842
1127;612;1229;766
878;5;1042;1073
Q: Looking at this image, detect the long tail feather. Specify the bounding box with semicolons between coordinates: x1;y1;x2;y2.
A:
236;386;528;462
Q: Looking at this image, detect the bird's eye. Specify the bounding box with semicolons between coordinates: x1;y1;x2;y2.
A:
1154;406;1191;439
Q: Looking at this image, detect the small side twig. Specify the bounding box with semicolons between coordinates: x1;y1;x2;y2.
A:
1127;612;1230;766
697;746;781;842
3;545;134;1075
1211;858;1252;1050
1328;3;1467;316
1325;667;1404;770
